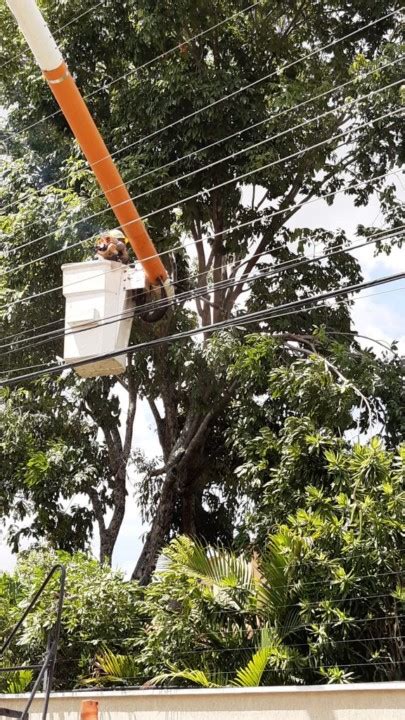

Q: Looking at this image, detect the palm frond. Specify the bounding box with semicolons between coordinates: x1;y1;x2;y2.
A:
82;649;139;686
6;670;33;694
257;530;301;619
148;666;222;688
280;608;302;639
163;536;254;594
231;647;272;687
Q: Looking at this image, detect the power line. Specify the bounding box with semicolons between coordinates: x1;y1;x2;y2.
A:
1;109;402;279
0;169;401;315
1;269;405;386
4;277;405;379
189;657;405;677
131;635;405;658
2;5;400;257
2;225;404;357
5;1;261;139
0;165;397;310
2;56;401;223
9;7;400;157
57;635;404;663
3;73;402;250
3;216;404;350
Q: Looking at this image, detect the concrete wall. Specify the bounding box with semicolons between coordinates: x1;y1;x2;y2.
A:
2;683;405;720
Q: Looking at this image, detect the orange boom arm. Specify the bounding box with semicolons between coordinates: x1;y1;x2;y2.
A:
6;0;168;287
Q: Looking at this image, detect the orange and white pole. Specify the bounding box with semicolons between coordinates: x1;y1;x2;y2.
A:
6;0;168;288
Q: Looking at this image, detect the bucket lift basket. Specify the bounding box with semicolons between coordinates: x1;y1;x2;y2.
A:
62;260;144;377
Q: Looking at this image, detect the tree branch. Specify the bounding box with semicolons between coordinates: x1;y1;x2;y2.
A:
123;360;138;461
285;342;374;431
88;487;106;534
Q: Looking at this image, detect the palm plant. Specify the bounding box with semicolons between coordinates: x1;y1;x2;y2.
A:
1;670;33;694
146;535;306;687
82;648;140;686
149;628;305;688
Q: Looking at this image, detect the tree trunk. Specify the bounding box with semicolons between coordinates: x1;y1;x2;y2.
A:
131;475;176;583
85;368;138;565
132;381;238;583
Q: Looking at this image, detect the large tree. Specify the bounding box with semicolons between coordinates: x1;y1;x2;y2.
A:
0;0;403;581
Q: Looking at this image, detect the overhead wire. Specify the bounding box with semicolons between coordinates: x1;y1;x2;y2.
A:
4;1;262;139
0;11;400;372
5;6;400;170
2;72;403;250
0;172;396;320
55;632;405;661
176;658;405;676
0;285;405;380
56;608;405;645
2;269;405;386
1;4;401;257
1;109;402;280
2;53;402;225
1;225;404;357
1;167;401;315
107;636;405;659
1;11;404;669
3;281;405;380
2;215;404;351
53;633;405;663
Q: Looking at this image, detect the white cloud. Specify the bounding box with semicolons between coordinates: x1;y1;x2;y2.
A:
352;288;405;355
0;541;18;573
354;243;405;280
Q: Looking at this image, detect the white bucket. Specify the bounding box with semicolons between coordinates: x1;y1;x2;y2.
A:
61;260;143;377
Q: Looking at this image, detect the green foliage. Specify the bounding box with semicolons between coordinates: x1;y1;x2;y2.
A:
0;670;33;694
0;549;142;689
0;429;403;692
226;334;405;544
140;430;403;684
1;0;404;569
83;649;141;687
0;382;109;552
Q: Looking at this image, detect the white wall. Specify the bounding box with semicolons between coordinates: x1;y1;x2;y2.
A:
2;683;405;720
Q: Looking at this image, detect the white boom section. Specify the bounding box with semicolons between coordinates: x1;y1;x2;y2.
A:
6;0;62;71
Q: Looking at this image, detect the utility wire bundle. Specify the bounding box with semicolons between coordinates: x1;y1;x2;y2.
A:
0;5;403;387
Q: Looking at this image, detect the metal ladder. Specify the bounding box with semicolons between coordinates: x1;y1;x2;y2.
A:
0;565;66;720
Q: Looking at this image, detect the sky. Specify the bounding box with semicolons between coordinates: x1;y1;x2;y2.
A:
1;175;404;576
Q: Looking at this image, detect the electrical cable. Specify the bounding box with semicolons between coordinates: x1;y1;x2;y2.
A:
1;110;402;278
52;635;405;664
188;658;405;677
21;230;405;351
3;215;404;350
0;165;401;319
2;53;401;223
128;635;405;658
2;225;404;356
6;6;401;173
5;1;262;139
0;167;396;322
1;269;405;386
3;72;402;249
56;597;405;651
2;217;398;323
3;281;404;379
